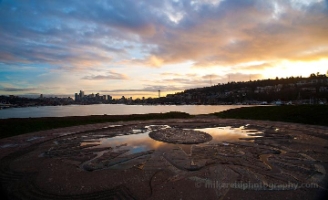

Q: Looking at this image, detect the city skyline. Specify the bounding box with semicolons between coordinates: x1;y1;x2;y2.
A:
0;0;328;98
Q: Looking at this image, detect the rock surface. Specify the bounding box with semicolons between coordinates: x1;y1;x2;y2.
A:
149;129;212;144
0;118;327;200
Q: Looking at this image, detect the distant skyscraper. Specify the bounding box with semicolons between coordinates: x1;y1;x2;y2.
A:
74;90;112;102
79;90;84;98
75;93;79;101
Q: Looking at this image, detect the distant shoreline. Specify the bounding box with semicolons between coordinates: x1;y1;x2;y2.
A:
0;104;257;119
0;102;272;110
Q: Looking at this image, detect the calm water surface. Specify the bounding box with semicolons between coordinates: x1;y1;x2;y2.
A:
0;104;255;119
77;125;262;163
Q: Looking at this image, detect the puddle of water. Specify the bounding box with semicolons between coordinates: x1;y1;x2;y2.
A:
70;125;267;171
80;141;101;146
86;133;159;154
195;126;263;143
78;125;262;158
79;125;191;155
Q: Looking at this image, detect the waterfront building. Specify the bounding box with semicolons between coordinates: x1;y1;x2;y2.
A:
75;93;79;101
79;90;84;98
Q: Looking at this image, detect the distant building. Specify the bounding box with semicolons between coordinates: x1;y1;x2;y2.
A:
79;90;84;98
96;93;100;99
75;93;79;101
74;90;112;103
40;94;43;99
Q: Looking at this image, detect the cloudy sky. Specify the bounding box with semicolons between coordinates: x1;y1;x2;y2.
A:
0;0;328;98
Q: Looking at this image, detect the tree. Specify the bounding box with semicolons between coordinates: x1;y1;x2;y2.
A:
310;73;316;78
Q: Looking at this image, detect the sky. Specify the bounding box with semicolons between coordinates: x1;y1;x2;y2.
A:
0;0;328;98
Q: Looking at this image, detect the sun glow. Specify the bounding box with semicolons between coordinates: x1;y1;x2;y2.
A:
262;59;328;78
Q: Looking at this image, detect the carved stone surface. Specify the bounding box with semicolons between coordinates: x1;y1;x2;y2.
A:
149;129;213;144
0;118;327;199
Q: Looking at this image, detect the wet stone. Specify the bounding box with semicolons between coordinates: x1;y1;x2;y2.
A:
149;129;213;144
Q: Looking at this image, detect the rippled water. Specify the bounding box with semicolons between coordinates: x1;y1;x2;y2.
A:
0;104;255;119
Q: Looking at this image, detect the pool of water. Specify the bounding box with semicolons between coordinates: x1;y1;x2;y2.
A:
195;126;263;143
80;125;263;156
36;124;267;171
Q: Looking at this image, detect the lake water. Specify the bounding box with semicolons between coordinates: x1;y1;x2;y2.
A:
0;104;255;119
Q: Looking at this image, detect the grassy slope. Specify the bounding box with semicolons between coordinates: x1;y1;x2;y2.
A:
214;105;328;126
0;112;191;139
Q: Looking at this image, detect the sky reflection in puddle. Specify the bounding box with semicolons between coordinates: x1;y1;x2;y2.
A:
195;126;263;143
79;125;262;156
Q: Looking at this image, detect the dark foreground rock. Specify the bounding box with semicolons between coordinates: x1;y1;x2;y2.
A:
0;118;327;200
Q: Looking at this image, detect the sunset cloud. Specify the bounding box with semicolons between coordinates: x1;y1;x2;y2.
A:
141;0;328;67
0;87;36;92
0;0;327;97
82;71;128;80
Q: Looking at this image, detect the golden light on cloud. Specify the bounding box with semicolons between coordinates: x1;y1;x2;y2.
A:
1;0;328;96
149;56;164;67
262;59;328;78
